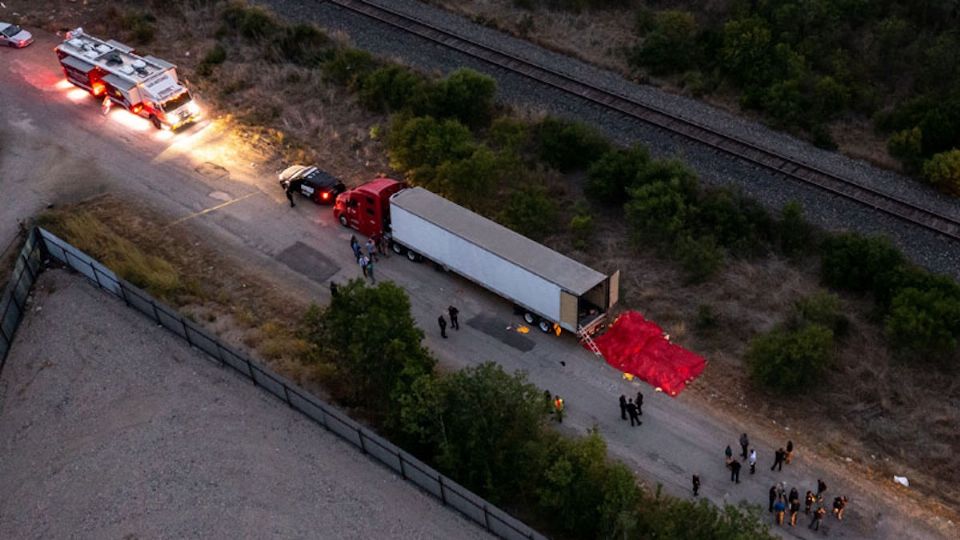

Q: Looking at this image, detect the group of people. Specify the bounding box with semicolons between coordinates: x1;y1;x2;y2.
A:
350;234;387;282
703;434;850;531
437;305;459;338
618;392;643;427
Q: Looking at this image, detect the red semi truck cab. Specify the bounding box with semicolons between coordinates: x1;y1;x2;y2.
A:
333;178;406;237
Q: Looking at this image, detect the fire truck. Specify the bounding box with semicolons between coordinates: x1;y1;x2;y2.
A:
55;28;200;130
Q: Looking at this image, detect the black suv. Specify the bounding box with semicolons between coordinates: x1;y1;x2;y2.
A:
278;165;346;205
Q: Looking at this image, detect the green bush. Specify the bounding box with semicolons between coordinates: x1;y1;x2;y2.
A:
923;149;960;194
498;185;557;240
884;286;960;362
270;23;331;67
819;233;905;296
776;201;815;257
221;3;278;39
387;115;476;182
675;234;724;284
569;212;593;250
535;118;611;172
634;159;699;195
323;48;378;88
358;66;426;113
793;292;849;337
417;69;497;128
625;180;692;246
435;147;500;210
695;188;773;256
746;324;834;393
633;11;700;75
585;145;650;205
196;44;227;76
888;127;924;171
694;304;720;332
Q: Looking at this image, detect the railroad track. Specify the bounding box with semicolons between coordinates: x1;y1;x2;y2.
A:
329;0;960;243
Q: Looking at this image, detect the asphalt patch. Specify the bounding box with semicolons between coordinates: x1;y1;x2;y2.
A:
466;313;535;352
276;241;340;284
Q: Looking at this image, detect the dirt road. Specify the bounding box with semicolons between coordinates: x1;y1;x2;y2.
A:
0;31;952;539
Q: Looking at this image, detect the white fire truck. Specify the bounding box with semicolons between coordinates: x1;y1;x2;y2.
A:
55;28;200;130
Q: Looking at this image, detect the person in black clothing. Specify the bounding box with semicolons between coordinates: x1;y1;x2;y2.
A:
635;391;643;415
619;394;627;420
329;281;338;297
769;485;778;512
692;474;701;497
739;433;749;460
816;479;827;500
626;399;641;426
285;182;296;207
805;490;816;515
448;305;460;330
785;440;795;464
771;447;785;471
730;460;741;483
438;314;447;338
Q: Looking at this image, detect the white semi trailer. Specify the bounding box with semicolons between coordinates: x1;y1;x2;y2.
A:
387;187;619;336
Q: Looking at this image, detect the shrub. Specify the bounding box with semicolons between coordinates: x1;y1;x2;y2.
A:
634;158;699;195
387;115;475;183
888;127;924;171
776;201;814;257
694;304;720;332
625;180;692;245
418;69;497;128
323;48;378;88
358;65;426;113
633;11;700;75
196;44;227;76
884;287;960;362
488;117;532;154
221;3;278;39
585;145;650;205
819;233;905;296
498;185;557;240
435;147;500;209
675;234;724;284
746;324;834;393
569;212;593;250
270;23;331;67
793;292;849;337
536;118;611;172
695;188;773;256
720;17;774;86
923;149;960;194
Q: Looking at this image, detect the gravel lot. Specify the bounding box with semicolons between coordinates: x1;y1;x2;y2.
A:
0;270;490;540
258;0;960;279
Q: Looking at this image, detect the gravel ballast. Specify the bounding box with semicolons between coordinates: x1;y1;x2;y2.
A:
0;270;491;540
257;0;960;279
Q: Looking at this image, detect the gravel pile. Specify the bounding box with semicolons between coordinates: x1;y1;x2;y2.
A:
0;270;490;540
258;0;960;279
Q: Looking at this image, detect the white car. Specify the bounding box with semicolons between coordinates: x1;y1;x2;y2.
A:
0;22;33;48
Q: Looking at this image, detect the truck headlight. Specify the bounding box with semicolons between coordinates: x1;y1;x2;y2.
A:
188;102;201;115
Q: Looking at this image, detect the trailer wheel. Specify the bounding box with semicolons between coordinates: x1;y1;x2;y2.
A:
523;312;537;325
538;320;553;333
338;215;348;227
406;250;421;262
150;115;162;130
391;242;405;255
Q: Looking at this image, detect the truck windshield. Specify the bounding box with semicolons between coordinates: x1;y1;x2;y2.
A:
2;25;22;37
161;91;192;112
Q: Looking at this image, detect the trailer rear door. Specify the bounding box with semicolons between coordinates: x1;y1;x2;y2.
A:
608;270;620;308
560;290;578;329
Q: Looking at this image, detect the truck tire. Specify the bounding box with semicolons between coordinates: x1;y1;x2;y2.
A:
391;242;405;255
523;312;537;325
338;215;348;227
150;115;162;130
538;320;553;333
406;249;421;262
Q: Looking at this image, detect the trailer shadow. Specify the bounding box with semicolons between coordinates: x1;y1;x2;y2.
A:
466;314;536;352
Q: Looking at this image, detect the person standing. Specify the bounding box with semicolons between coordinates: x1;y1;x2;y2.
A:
816;479;827;500
359;255;369;277
692;474;701;496
809;506;826;531
724;445;733;464
438;314;447;338
771;447;785;471
773;498;786;526
635;390;643;415
833;496;848;520
366;238;377;262
350;235;361;261
805;490;815;515
785;440;795;464
619;395;627;420
101;94;112;116
748;448;757;474
626;399;641;426
739;433;749;460
366;259;375;283
553;395;564;423
285;181;296;207
329;281;339;297
448;305;459;330
730;459;741;484
768;485;777;513
788;488;800;526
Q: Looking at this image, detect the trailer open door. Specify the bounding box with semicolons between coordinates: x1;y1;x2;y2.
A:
560;290;578;330
608;270;620;309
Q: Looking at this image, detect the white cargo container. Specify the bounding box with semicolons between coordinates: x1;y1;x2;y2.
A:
389;187;619;335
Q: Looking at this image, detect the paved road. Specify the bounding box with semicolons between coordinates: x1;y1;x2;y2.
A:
0;32;950;539
0;270;491;539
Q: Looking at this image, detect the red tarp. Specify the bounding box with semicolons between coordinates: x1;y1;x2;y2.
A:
590;311;706;397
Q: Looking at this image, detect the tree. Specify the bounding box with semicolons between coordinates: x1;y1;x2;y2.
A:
536;118;611;172
721;17;774;86
746;324;834;393
497;185;557;240
819;233;905;295
884;286;960;362
417;68;497;128
358;65;426;112
397;363;549;500
634;11;700;74
585;145;650;205
435;146;500;210
625;180;692;245
923;149;960;193
387;115;475;187
306;279;435;413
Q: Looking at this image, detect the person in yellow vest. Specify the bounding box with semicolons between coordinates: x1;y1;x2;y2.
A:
553;395;564;423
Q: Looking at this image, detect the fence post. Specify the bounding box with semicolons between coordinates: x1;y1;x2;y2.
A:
438;475;447;505
282;385;292;407
89;261;103;289
182;318;193;347
150;300;161;325
358;427;367;454
247;359;257;386
118;281;130;306
398;452;406;479
483;505;490;531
